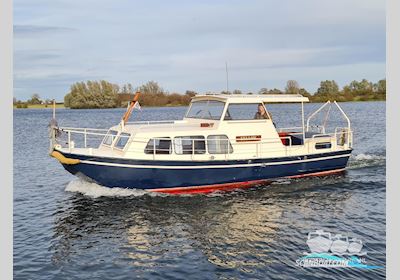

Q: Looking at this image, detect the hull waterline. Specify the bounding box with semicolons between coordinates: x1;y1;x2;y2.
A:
59;149;352;194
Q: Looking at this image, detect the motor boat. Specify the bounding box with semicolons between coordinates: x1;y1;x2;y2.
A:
306;230;333;253
330;234;350;254
347;237;363;254
49;93;353;194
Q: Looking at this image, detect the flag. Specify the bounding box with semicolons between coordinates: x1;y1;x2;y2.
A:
133;101;141;110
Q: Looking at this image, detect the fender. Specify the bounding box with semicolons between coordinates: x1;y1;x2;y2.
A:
51;151;80;165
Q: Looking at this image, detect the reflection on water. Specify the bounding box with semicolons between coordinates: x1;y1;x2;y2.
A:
51;175;361;275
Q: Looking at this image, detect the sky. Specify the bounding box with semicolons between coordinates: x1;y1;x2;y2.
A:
13;0;385;101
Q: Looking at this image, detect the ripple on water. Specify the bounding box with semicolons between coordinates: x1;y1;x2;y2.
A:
14;104;386;280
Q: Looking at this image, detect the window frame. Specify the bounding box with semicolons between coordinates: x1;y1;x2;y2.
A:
207;135;234;154
174;135;206;155
114;132;131;150
144;137;172;154
185;100;226;121
102;130;119;146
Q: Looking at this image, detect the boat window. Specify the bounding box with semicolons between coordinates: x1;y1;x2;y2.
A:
186;100;225;120
115;133;131;149
207;135;233;154
144;138;172;154
174;136;206;154
315;142;332;149
224;103;269;120
102;130;118;145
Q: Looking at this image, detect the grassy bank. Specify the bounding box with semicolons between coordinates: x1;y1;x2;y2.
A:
14;103;65;109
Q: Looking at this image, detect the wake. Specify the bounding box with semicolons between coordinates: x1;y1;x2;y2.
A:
347;153;386;169
65;178;165;198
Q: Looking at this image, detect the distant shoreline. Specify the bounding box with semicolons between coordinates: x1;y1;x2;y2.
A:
13;99;385;109
12;103;186;109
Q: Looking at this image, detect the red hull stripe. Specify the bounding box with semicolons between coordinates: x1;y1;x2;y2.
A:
149;168;346;194
285;168;345;179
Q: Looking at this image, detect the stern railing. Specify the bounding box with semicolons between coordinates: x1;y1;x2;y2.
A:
306;101;351;136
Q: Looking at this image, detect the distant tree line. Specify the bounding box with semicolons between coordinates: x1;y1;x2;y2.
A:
62;78;385;108
310;79;386;102
64;81;120;109
13;93;54;108
63;80;196;109
14;78;386;109
219;79;386;102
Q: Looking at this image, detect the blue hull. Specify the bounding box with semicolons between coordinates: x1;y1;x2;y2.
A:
58;149;352;191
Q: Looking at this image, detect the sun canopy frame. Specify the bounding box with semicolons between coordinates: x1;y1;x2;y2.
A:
192;94;309;104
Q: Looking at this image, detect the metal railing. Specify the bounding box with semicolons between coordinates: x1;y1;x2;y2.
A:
56;127;131;153
306;101;351;135
126;120;177;125
306;101;331;132
53;125;352;159
278;126;304;132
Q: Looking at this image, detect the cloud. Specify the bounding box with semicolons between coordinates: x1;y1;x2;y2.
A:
168;46;384;71
13;0;385;100
14;25;77;37
14;49;62;66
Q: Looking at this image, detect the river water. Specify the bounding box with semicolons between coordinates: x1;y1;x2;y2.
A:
14;101;385;279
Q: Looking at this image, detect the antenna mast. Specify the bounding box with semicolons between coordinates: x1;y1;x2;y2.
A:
52;99;56;119
225;61;229;93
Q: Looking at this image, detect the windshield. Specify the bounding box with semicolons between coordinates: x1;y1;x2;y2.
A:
102;130;118;146
186;100;225;120
224;103;269;120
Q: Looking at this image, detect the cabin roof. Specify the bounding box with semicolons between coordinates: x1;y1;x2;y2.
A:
192;94;309;103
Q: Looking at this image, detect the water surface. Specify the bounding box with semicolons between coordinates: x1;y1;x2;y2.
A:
14;102;385;279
